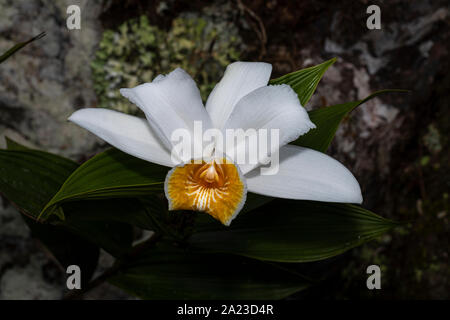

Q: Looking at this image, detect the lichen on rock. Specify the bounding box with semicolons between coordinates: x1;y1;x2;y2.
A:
91;13;243;114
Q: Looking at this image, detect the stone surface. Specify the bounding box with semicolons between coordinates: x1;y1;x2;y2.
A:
0;253;63;300
0;0;103;159
0;0;105;300
0;196;64;299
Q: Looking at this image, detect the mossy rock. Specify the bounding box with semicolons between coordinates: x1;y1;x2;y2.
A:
91;14;242;114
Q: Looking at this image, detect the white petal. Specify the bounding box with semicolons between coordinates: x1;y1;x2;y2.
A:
120;68;213;151
205;62;272;129
245;145;363;203
222;84;315;174
68;108;174;167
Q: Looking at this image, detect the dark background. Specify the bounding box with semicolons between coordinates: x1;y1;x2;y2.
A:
0;0;448;299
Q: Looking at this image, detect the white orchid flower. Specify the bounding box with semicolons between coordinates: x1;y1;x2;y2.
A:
69;62;362;226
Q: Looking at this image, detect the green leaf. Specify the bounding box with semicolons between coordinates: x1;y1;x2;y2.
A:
293;90;409;152
40;148;168;220
242;192;273;214
5;136;32;151
138;192;274;239
109;244;309;299
140;195;195;239
60;201;135;258
189;199;397;263
0;32;46;64
0;139;134;258
69;197;152;230
0;148;78;218
269;58;336;105
21;215;100;288
0;139;99;282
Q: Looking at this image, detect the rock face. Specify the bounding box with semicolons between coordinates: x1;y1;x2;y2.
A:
0;0;104;300
0;0;103;158
1;0;448;299
253;0;449;298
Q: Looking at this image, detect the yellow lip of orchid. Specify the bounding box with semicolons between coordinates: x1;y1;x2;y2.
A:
69;61;363;227
164;158;247;226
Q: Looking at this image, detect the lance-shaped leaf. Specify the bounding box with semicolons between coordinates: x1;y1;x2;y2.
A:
0;143;79;218
189;199;397;263
40;148;168;220
19;215;100;288
0;140;98;282
69;197;153;231
293;90;409;152
139;192;274;239
0;139;134;258
109;243;309;300
0;32;46;64
269;58;336;106
59;201;135;258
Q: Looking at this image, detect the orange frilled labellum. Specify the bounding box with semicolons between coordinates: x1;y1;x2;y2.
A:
164;158;247;226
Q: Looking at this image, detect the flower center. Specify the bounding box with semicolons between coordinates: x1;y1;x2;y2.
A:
164;158;247;225
195;160;224;186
